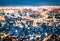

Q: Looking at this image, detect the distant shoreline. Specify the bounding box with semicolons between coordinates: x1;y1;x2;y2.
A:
0;5;60;7
0;6;60;7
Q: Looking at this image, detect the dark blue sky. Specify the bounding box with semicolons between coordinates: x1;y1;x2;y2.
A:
0;0;60;6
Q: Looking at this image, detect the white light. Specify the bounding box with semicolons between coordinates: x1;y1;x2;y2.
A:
19;25;23;28
45;33;48;36
27;27;30;30
15;30;18;32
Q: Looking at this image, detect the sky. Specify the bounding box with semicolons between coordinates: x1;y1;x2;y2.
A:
0;0;60;6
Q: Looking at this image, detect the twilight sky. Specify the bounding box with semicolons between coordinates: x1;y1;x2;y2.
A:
0;0;60;6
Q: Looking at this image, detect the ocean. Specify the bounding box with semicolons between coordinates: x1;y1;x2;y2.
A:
0;0;60;6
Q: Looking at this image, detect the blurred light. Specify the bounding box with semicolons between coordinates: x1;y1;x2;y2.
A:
15;30;18;32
